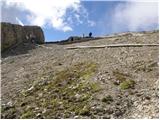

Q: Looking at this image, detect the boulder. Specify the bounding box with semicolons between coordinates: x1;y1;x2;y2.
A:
1;22;45;52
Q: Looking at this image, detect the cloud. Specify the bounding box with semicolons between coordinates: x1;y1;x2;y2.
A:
1;0;93;32
1;0;25;25
111;2;158;32
88;20;96;27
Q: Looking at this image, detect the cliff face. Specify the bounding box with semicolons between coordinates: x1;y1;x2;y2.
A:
1;22;45;52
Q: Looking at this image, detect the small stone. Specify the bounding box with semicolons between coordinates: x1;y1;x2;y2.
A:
117;95;122;98
103;115;111;119
44;88;47;91
95;106;104;113
36;113;41;117
20;102;27;107
90;115;97;119
75;93;81;99
7;101;13;107
27;86;34;91
79;106;90;116
42;109;47;114
58;63;62;65
124;92;129;97
35;107;39;110
106;109;113;114
40;81;48;86
74;115;79;119
102;95;113;104
91;106;96;110
116;102;121;106
59;101;63;104
113;80;120;85
145;96;151;100
26;105;32;110
114;109;124;117
136;93;142;97
38;93;43;97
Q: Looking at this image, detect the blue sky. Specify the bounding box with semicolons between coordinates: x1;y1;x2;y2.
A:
43;1;122;41
1;0;159;42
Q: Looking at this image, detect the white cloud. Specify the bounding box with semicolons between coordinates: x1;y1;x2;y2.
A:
1;0;91;32
111;2;158;32
63;26;73;32
88;20;96;27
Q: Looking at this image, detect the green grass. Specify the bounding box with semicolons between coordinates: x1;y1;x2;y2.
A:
120;80;135;90
113;70;136;90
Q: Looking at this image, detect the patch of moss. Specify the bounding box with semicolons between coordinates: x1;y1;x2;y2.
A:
112;70;136;90
90;82;102;92
81;63;97;78
120;80;135;90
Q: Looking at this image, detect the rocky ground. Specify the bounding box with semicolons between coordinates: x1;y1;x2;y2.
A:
1;30;159;119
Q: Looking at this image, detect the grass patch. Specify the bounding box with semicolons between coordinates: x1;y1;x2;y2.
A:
113;70;136;90
2;61;101;118
120;80;135;90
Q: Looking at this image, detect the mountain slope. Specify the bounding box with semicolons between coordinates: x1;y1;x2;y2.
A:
1;30;159;119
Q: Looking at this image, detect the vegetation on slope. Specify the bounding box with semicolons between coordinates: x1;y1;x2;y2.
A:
2;61;102;119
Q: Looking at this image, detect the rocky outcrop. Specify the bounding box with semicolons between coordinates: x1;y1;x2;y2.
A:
1;22;45;52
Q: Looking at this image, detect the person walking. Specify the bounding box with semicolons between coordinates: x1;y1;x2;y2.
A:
89;32;92;37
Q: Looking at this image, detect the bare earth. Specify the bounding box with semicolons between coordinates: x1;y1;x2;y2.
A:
1;31;159;119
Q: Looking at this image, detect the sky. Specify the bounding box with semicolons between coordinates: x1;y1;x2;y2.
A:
1;0;159;42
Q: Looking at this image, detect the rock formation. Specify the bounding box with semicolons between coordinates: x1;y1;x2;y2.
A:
1;22;45;52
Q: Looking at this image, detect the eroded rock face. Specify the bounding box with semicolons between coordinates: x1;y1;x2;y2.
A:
1;22;45;52
23;26;45;44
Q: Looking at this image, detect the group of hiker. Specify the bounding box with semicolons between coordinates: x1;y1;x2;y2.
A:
83;32;93;38
25;32;93;43
68;32;93;42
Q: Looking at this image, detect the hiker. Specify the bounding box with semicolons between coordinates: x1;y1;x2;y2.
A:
68;36;73;41
89;32;92;37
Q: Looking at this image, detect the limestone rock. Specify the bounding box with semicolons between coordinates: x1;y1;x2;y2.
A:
1;22;45;52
